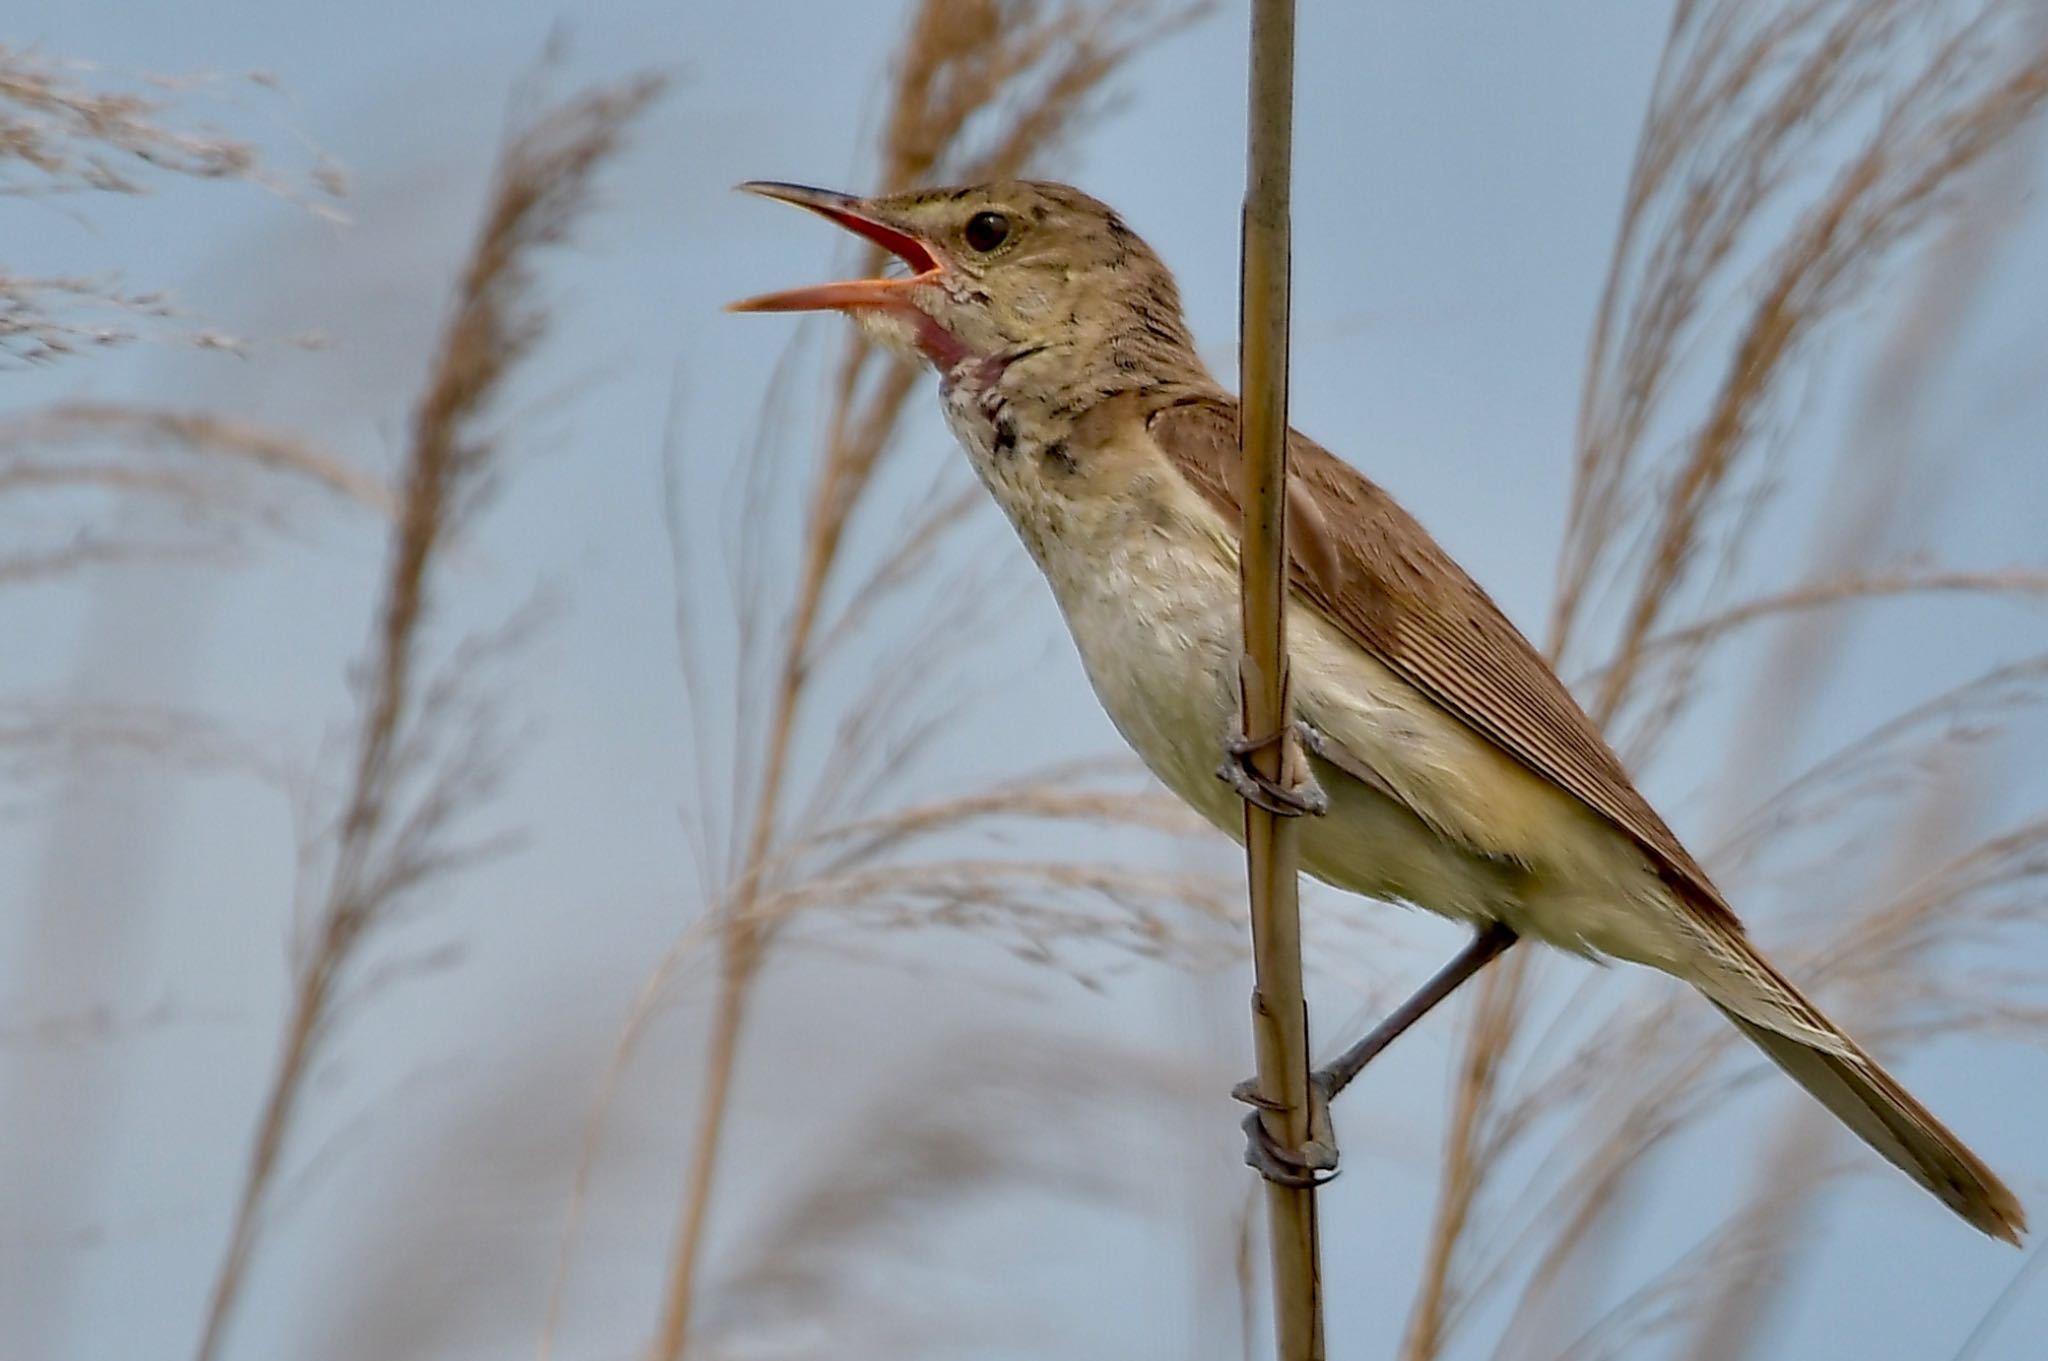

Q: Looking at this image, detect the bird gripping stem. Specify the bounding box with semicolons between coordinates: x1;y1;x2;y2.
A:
1238;0;1323;1356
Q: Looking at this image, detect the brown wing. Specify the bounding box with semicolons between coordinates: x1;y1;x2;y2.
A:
1147;394;1736;926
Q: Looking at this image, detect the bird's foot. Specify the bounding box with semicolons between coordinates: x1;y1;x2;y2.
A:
1232;1073;1339;1188
1217;723;1328;817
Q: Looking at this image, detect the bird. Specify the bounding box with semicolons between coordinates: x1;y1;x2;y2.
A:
729;177;2024;1242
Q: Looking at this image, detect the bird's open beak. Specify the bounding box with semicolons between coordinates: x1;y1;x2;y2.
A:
727;181;942;314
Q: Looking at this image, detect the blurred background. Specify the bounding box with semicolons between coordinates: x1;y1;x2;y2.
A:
5;2;2047;1358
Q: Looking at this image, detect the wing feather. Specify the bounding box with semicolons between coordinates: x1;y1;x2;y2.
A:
1147;394;1736;926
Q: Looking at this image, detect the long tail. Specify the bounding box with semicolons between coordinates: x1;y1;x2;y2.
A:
1693;926;2025;1243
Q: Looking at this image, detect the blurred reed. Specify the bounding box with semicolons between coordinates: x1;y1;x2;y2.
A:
574;6;1225;1357
1405;4;2048;1358
188;73;663;1361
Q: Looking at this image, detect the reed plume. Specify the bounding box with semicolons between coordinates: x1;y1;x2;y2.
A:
1405;5;2048;1357
555;6;1222;1358
1;43;341;365
190;73;661;1361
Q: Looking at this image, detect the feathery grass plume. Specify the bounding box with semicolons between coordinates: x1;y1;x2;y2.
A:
688;1032;1213;1357
1404;4;2048;1358
0;402;395;512
1462;662;2048;1355
2;44;297;194
588;5;1215;1358
1673;753;1984;1361
1561;0;2048;700
1671;77;2048;1347
188;73;662;1361
0;703;286;805
1;272;184;367
0;402;396;591
550;750;1236;1356
1;44;344;365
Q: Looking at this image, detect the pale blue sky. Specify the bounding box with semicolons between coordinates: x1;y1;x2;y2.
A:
6;3;2047;1359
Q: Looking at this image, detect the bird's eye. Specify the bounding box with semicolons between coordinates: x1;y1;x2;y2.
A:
964;211;1011;252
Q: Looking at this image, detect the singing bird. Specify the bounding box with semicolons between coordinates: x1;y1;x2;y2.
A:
730;178;2024;1241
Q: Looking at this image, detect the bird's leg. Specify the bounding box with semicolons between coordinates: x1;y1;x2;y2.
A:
1235;923;1520;1187
1315;922;1519;1100
1217;717;1328;817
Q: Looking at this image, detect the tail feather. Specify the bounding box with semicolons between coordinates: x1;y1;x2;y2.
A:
1697;931;2025;1243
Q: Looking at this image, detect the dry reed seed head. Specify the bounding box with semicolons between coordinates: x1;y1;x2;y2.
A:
878;0;1204;197
0;402;396;513
1418;5;2048;1356
695;1033;1212;1351
1;273;193;366
189;73;660;1361
2;47;351;364
1559;0;2048;675
643;10;1214;1352
0;397;399;570
1;44;283;193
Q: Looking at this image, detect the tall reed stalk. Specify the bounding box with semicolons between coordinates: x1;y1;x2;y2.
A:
190;75;661;1361
1236;1;1323;1359
644;5;1205;1356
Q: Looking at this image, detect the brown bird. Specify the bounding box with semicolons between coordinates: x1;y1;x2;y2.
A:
730;178;2025;1242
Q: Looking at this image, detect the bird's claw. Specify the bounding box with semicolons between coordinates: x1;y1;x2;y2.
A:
1232;1074;1339;1188
1217;725;1328;817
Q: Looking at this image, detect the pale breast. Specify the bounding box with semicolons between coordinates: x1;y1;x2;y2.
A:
942;382;1243;819
1056;519;1246;827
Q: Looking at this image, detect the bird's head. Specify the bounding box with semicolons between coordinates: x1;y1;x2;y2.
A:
729;179;1206;397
